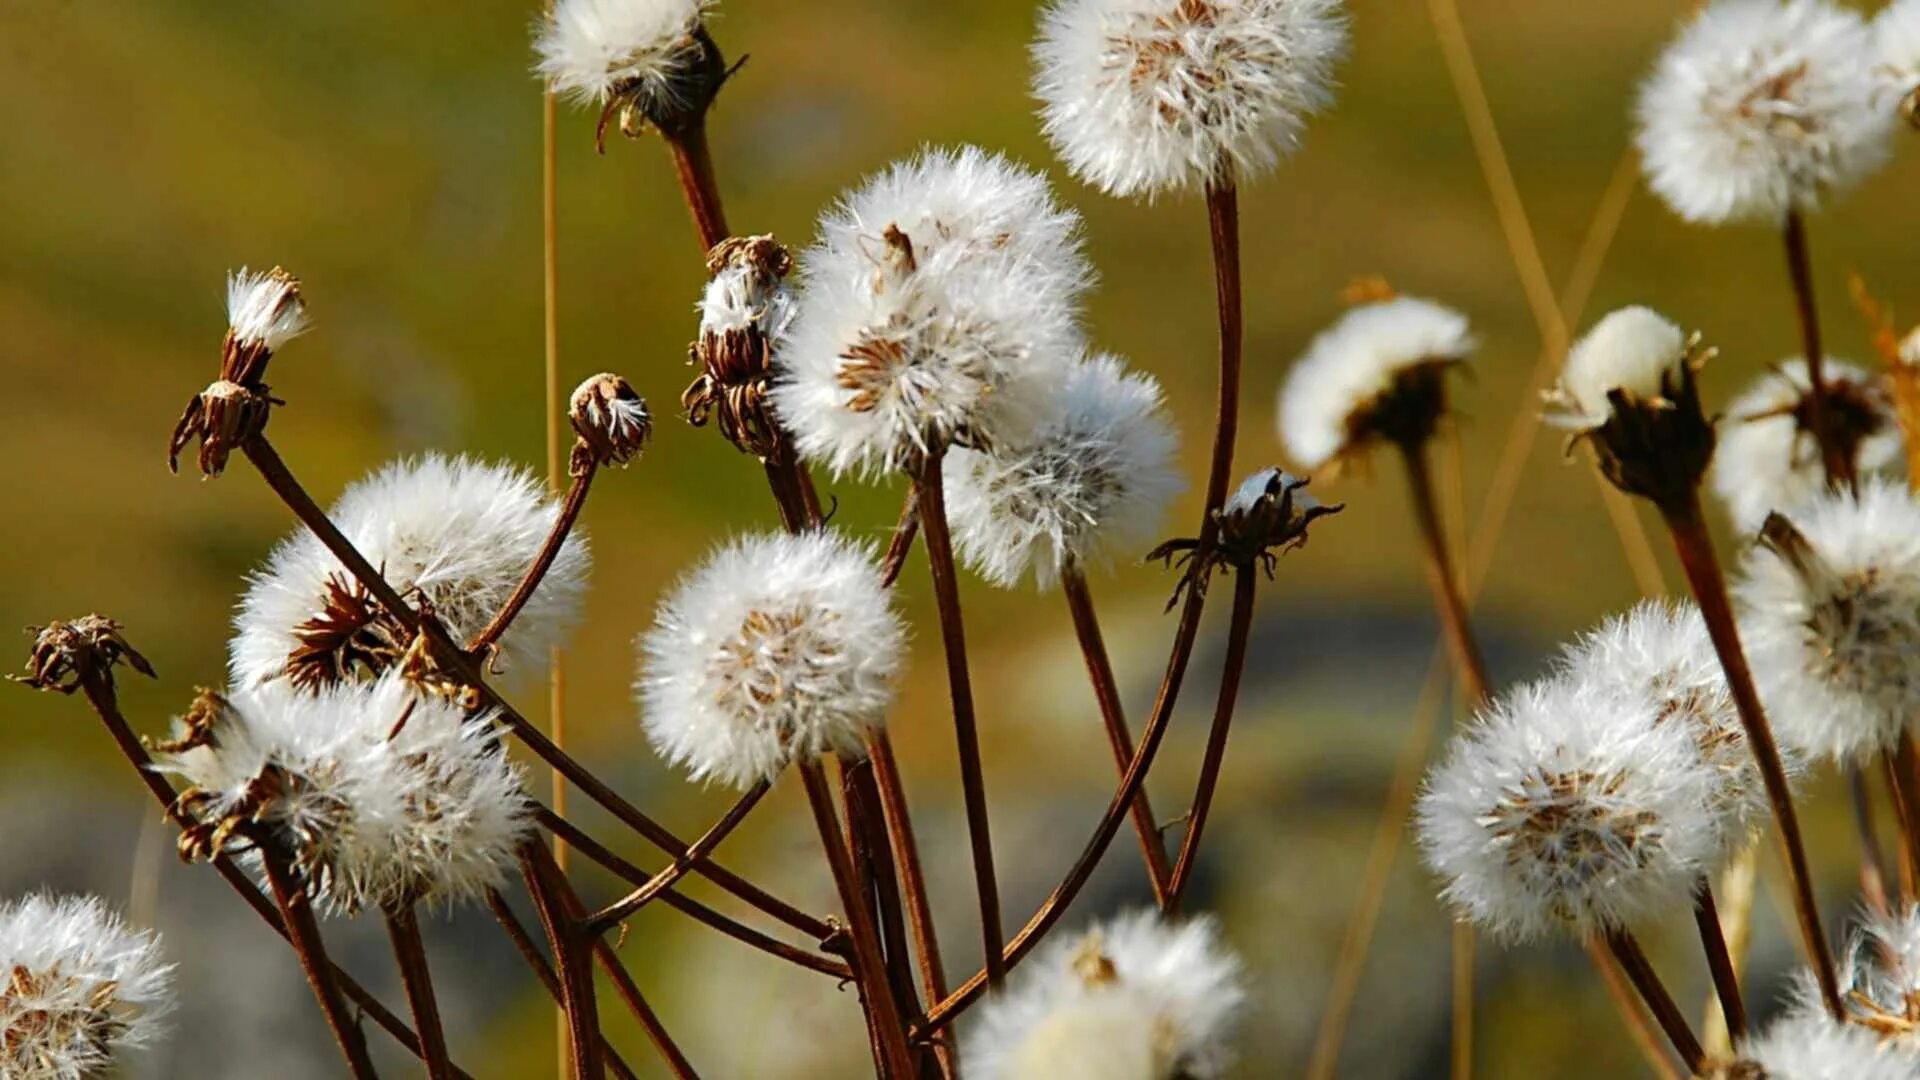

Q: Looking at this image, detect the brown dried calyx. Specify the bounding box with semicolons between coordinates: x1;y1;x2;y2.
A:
12;615;155;695
168;267;302;477
285;574;414;691
1576;335;1717;510
1150;469;1342;607
570;372;652;475
684;235;796;461
595;25;734;151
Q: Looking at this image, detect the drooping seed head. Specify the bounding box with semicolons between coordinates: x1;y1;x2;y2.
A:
1711;359;1901;532
0;894;173;1080
534;0;725;140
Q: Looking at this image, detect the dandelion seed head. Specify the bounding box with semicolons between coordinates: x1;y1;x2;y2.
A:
965;910;1246;1080
231;454;588;691
774;146;1091;477
1878;0;1920;107
1738;480;1920;764
637;530;905;789
1723;1009;1920;1079
1032;0;1349;199
1277;296;1476;469
1830;904;1920;1047
224;267;307;353
945;354;1183;589
0;894;172;1080
1553;306;1691;428
535;0;712;107
1636;0;1894;225
1711;359;1901;532
1417;677;1720;942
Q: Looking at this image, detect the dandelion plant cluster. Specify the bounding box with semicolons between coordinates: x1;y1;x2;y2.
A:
13;0;1920;1077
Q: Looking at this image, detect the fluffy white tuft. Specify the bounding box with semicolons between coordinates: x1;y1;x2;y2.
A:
230;454;588;689
1417;676;1721;942
1732;1009;1920;1079
700;254;796;344
534;0;710;106
0;894;173;1080
1711;359;1903;533
1277;296;1476;468
637;530;905;789
1636;0;1894;226
225;266;307;352
1032;0;1349;199
1831;904;1920;1048
964;910;1246;1080
944;354;1183;589
154;674;533;915
1737;479;1920;764
1552;306;1691;428
1880;0;1920;106
773;145;1091;477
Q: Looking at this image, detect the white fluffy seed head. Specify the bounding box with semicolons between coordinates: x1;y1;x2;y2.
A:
1737;480;1920;764
1726;1009;1920;1079
1880;0;1920;114
964;910;1246;1080
944;354;1183;589
1032;0;1349;199
1636;0;1894;226
230;454;588;691
534;0;711;106
1417;676;1721;942
1277;296;1476;469
700;251;797;344
153;675;533;915
0;894;173;1080
637;530;905;789
774;146;1091;477
1711;359;1902;533
1832;904;1920;1048
1556;600;1775;863
225;266;307;352
1551;306;1692;429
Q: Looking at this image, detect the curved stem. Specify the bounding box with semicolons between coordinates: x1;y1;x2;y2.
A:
261;847;380;1079
1604;928;1704;1074
385;904;454;1080
583;781;770;935
470;464;595;654
1165;567;1257;910
1396;439;1490;707
1061;566;1172;901
1585;938;1684;1080
486;891;641;1080
521;842;605;1080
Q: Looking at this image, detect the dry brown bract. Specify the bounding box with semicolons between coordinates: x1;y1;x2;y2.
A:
683;235;793;461
12;616;154;695
1150;471;1342;607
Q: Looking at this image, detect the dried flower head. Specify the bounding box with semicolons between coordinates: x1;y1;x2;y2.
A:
12;616;154;695
684;235;798;461
965;910;1245;1080
1636;0;1895;226
1549;306;1717;506
154;675;532;914
1737;480;1920;764
0;894;173;1080
1278;295;1477;470
1711;359;1901;532
944;354;1183;589
1149;467;1339;605
1713;1009;1920;1079
636;530;905;789
1032;0;1349;199
1556;600;1775;861
168;267;306;477
773;145;1091;477
534;0;728;144
569;372;652;474
1417;676;1720;942
231;454;588;691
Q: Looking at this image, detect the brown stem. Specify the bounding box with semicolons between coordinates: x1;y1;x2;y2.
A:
1850;765;1897;916
384;904;454;1080
915;447;1005;989
470;464;595;654
486;891;640;1080
1165;566;1257;911
865;730;955;1076
665;121;729;254
1450;922;1473;1080
880;488;921;590
1659;492;1841;1020
1783;210;1854;489
534;807;851;980
237;436;829;943
1692;881;1748;1042
1603;928;1704;1073
260;847;380;1079
799;759;917;1080
1199;177;1243;553
1396;438;1491;707
591;939;700;1080
521;842;605;1080
1887;736;1920;903
582;781;770;935
841;756;922;1028
1584;938;1683;1080
1061;566;1173;901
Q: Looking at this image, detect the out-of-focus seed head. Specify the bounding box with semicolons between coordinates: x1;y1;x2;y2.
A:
1711;359;1901;532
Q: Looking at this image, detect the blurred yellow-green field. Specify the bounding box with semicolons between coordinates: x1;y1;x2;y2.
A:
3;1;1917;1076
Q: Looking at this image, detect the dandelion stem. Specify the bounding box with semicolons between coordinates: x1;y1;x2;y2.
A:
798;758;918;1080
521;841;605;1080
581;781;770;935
1395;438;1491;707
840;757;923;1031
915;447;1006;989
260;846;381;1079
1691;881;1747;1041
1659;491;1842;1020
880;489;921;589
1165;566;1257;911
1061;565;1173;901
1849;766;1897;915
1585;938;1684;1080
470;462;596;655
384;904;455;1080
865;730;955;1076
665;121;729;253
1783;210;1854;489
1603;928;1704;1073
486;891;642;1080
591;939;700;1080
1885;736;1920;902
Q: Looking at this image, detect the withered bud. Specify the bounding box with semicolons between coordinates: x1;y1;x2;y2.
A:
168;379;277;477
596;26;731;152
169;268;303;478
570;373;652;475
12;615;154;695
1150;468;1342;606
145;687;228;755
1576;341;1717;510
684;234;796;461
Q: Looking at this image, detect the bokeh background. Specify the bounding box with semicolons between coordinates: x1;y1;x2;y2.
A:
3;0;1917;1076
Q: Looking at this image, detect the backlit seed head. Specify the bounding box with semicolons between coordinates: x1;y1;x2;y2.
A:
534;0;727;143
1711;359;1901;532
0;894;173;1080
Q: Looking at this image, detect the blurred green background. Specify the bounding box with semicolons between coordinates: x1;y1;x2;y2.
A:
3;0;1916;1076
